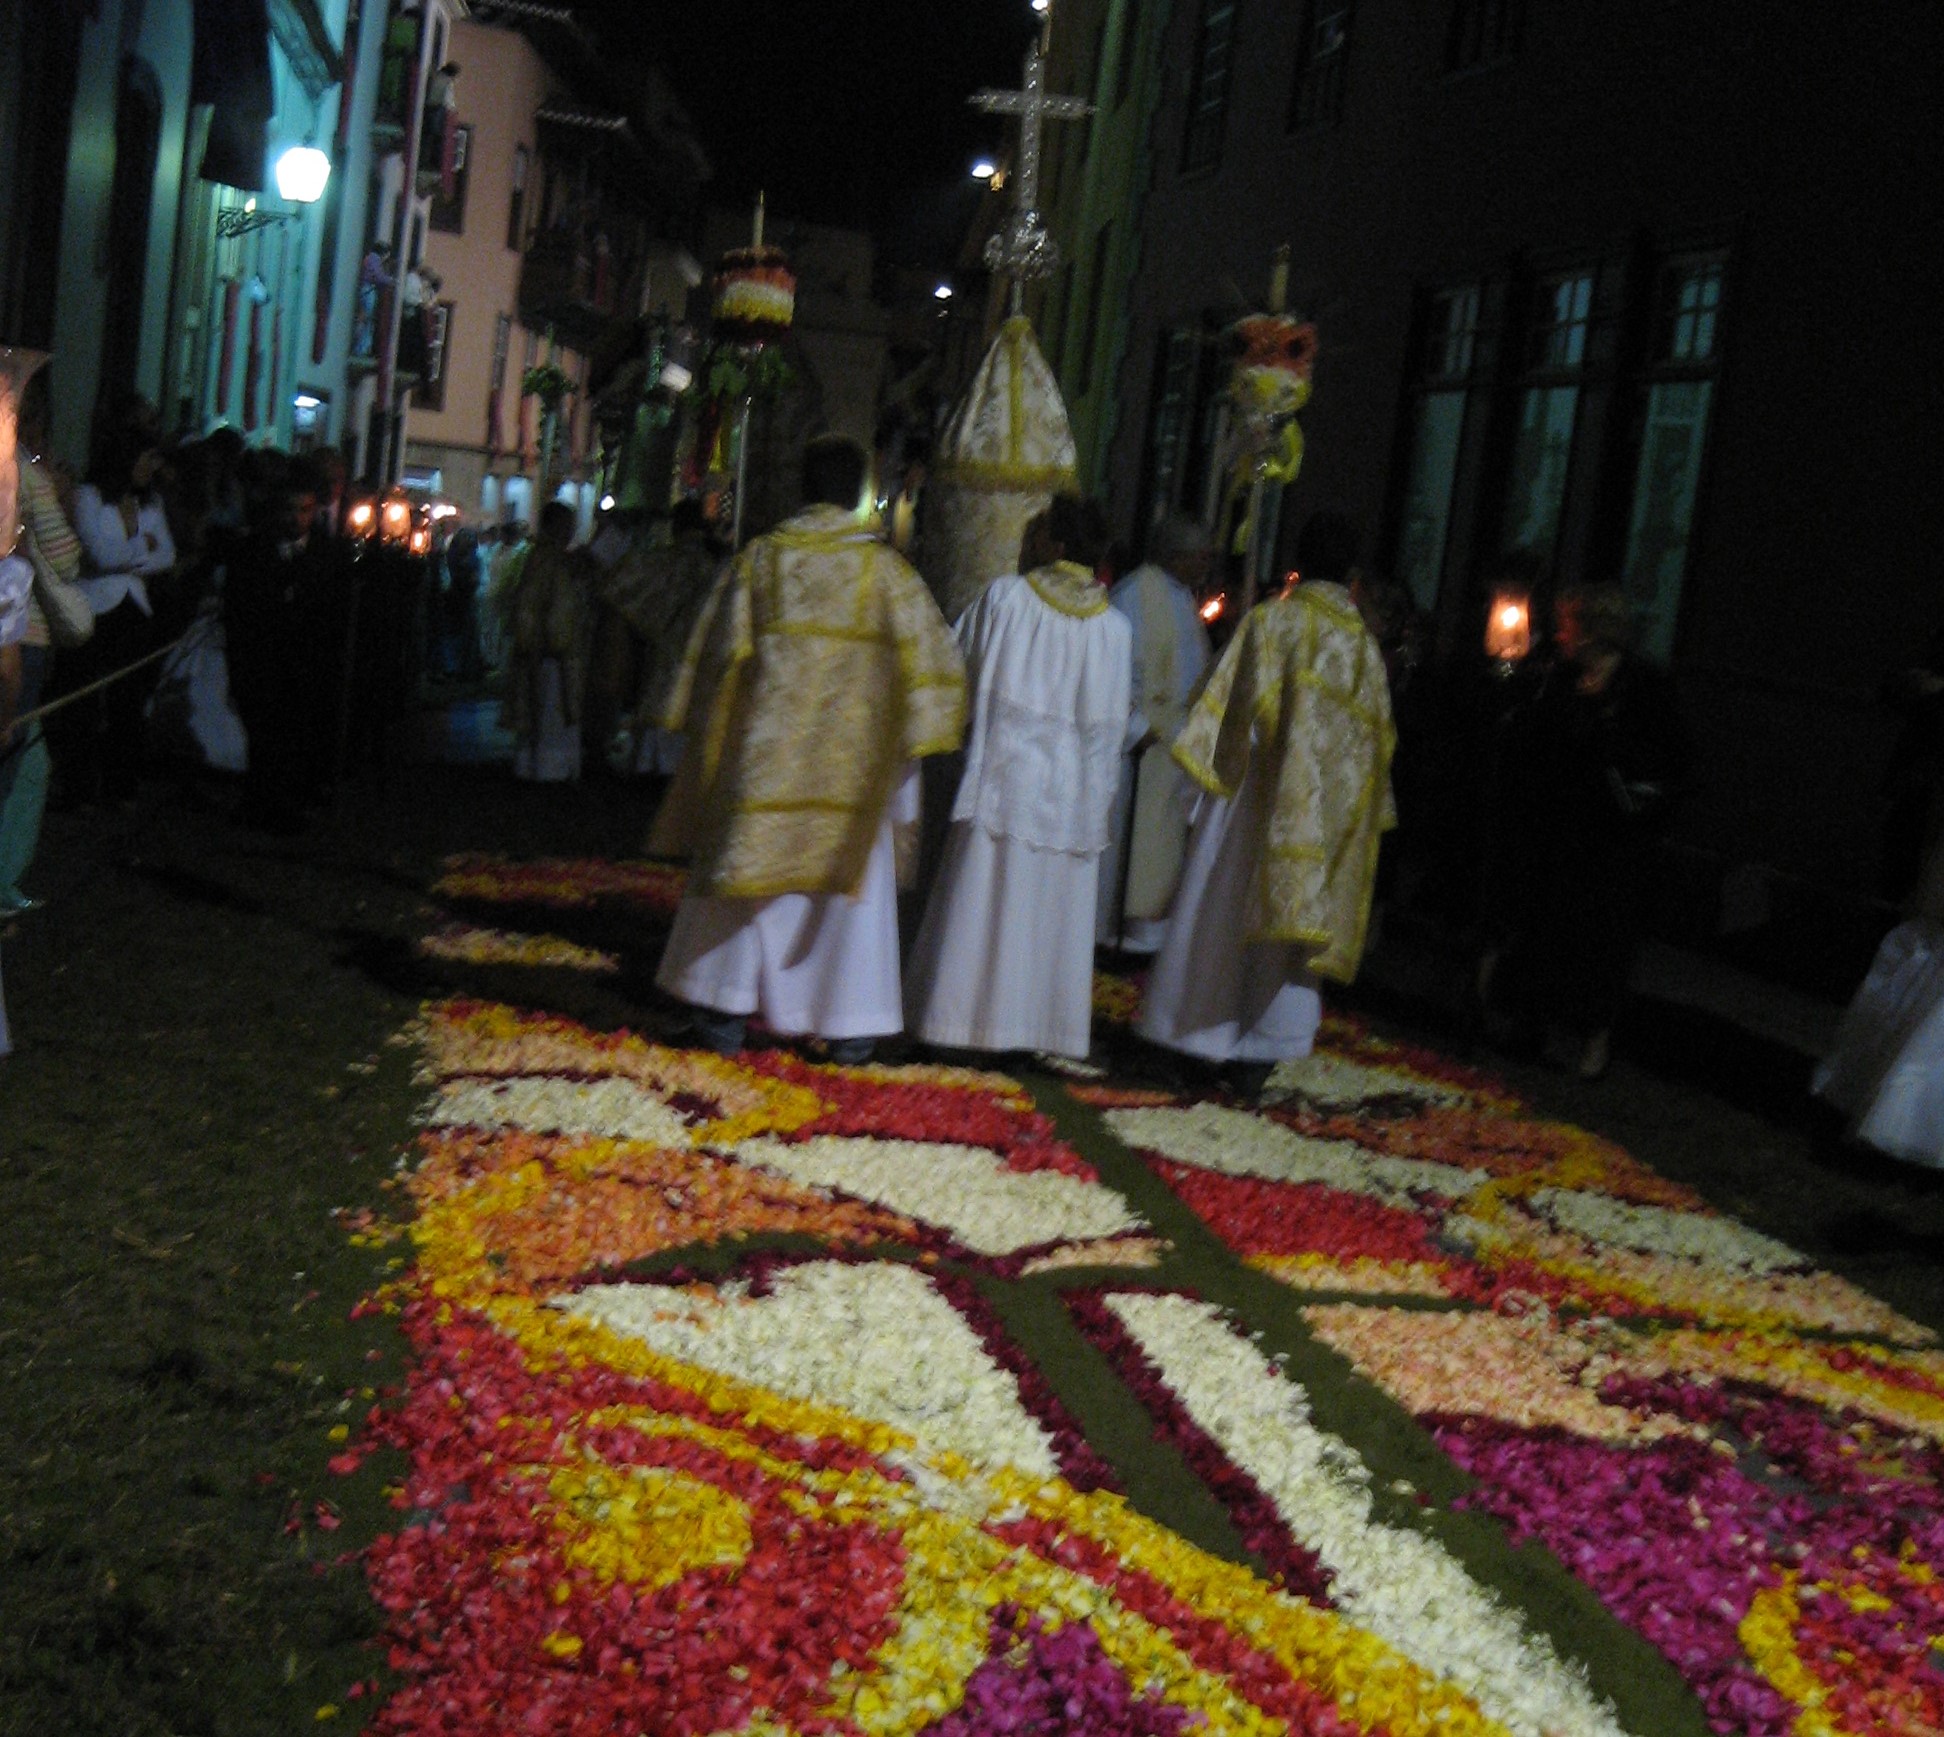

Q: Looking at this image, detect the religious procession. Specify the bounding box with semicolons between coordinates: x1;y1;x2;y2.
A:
4;3;1943;1735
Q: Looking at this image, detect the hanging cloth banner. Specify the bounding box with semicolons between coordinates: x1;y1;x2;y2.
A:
268;302;283;431
243;295;263;432
215;277;242;416
191;0;274;191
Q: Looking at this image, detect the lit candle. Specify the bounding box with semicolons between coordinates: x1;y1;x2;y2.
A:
1484;591;1532;663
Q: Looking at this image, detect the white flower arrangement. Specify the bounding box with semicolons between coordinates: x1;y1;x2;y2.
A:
563;1261;1061;1478
732;1135;1144;1257
1526;1187;1806;1275
1105;1291;1635;1737
1267;1051;1465;1108
425;1075;693;1148
1105;1102;1489;1207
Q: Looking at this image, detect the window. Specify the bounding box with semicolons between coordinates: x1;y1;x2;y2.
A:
1113;0;1142;108
1140;321;1224;525
1446;0;1525;71
1393;283;1482;611
1075;222;1114;397
1289;1;1351;130
1621;253;1725;662
429;124;470;232
1142;327;1202;522
1181;0;1237;174
412;300;453;411
487;312;512;452
1501;268;1593;559
507;145;529;251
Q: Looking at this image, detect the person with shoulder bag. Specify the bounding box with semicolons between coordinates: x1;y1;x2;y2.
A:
0;443;88;914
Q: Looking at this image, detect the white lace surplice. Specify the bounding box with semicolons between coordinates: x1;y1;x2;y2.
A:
909;571;1131;1057
948;573;1130;855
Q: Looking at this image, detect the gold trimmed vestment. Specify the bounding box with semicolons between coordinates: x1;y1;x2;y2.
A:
1170;581;1396;981
649;506;966;898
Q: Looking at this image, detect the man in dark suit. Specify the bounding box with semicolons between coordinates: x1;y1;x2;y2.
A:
224;458;346;832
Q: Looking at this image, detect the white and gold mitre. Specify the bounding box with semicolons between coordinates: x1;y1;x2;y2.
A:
921;317;1077;622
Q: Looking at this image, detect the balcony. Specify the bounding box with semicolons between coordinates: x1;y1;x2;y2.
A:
518;228;627;353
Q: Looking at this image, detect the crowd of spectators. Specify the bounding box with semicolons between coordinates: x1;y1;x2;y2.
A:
0;385;432;886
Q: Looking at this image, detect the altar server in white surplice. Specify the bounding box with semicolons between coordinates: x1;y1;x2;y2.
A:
1096;514;1214;951
906;497;1132;1059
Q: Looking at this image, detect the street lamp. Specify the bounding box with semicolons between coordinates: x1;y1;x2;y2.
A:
971;159;998;181
274;144;332;205
933;282;954;301
216;145;332;238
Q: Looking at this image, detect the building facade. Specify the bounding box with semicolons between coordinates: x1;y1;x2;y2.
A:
401;6;706;528
1033;0;1169;497
1089;0;1939;915
0;0;377;466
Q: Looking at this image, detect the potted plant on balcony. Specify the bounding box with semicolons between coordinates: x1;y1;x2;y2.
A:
522;349;575;489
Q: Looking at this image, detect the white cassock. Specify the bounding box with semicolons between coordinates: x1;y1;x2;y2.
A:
656;766;918;1040
1815;838;1944;1166
512;661;582;782
1096;564;1211;951
1138;759;1322;1064
906;570;1131;1057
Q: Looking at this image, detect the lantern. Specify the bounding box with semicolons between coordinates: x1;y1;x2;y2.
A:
1485;591;1532;664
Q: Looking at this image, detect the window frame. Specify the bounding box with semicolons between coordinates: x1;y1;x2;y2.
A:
1387;280;1490;613
1497;264;1598;561
1180;0;1238;176
1288;0;1352;132
1617;248;1729;663
1444;0;1526;74
428;122;471;234
506;144;530;252
412;299;455;412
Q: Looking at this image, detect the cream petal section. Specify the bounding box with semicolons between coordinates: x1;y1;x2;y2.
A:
562;1261;1061;1478
425;1075;694;1147
1106;1292;1635;1737
733;1134;1143;1256
1528;1187;1806;1274
1105;1101;1488;1205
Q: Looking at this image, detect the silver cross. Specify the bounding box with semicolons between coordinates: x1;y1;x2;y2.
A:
971;42;1093;283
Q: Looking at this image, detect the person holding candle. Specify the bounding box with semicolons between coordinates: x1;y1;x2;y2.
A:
1482;584;1688;1078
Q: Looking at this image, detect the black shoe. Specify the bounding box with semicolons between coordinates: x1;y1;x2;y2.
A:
1223;1060;1275;1102
825;1035;877;1066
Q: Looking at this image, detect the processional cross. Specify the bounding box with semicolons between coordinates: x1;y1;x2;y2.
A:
971;41;1093;309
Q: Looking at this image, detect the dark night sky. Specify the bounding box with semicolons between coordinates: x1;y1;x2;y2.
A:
577;0;1042;263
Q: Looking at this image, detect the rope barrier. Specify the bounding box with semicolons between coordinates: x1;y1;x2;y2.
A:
9;632;191;731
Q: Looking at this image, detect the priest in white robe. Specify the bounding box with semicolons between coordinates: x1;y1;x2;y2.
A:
653;436;965;1062
1096;514;1214;952
1140;572;1395;1094
906;497;1132;1059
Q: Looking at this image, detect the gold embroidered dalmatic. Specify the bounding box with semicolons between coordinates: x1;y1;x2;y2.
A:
1171;581;1396;982
649;506;966;898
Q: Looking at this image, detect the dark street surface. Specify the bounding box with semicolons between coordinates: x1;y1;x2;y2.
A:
1;759;1939;1732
